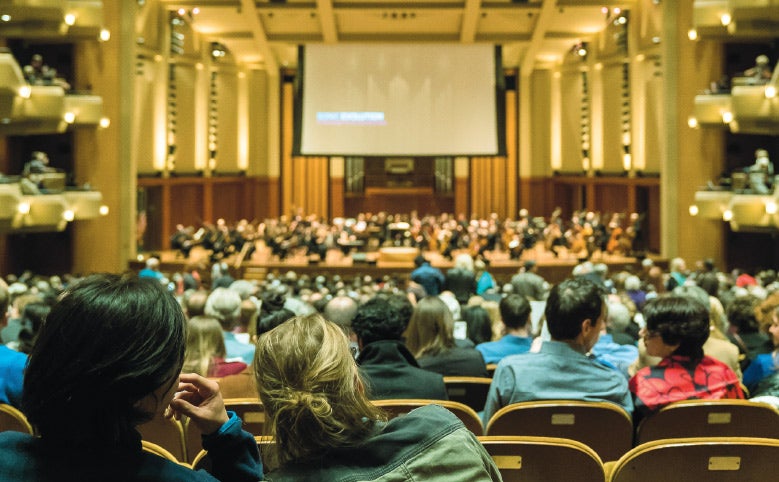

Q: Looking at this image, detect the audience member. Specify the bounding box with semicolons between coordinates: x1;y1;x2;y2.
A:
183;316;247;378
138;257;165;282
323;295;360;358
604;301;638;345
205;287;255;364
0;285;26;408
351;297;447;400
623;275;647;313
444;253;476;305
510;260;548;301
462;305;494;346
742;305;779;392
482;278;633;425
254;313;500;480
0;274;262;480
590;302;639;379
183;289;209;318
665;257;687;292
476;294;533;364
404;297;487;377
630;295;744;423
474;258;497;296
726;296;773;371
410;255;445;298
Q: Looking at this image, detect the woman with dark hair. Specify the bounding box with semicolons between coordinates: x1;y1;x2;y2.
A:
16;300;52;354
404;297;487;377
255;313;500;481
461;305;494;346
0;273;262;481
629;295;744;422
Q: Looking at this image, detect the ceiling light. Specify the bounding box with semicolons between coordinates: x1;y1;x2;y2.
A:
720;13;731;26
688;29;698;41
18;85;31;99
17;202;30;215
766;85;777;99
722;209;733;221
99;117;111;128
63;112;76;124
689;205;699;216
99;29;111;41
766;201;777;215
99;205;109;216
721;111;733;124
1;14;11;22
687;116;698;128
64;13;76;26
178;8;186;16
63;210;75;222
192;7;200;15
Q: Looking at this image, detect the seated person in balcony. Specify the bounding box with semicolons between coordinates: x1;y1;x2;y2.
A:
482;278;633;426
630;295;744;424
255;313;501;481
748;148;774;194
22;54;70;90
352;296;448;400
22;151;56;177
743;54;773;85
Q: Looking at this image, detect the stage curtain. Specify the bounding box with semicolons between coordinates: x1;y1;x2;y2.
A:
282;82;329;217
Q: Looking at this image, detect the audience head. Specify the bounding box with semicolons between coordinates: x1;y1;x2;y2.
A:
726;296;761;334
257;308;295;336
351;297;404;346
404;296;455;357
323;296;358;335
384;293;414;327
0;284;8;322
205;287;242;330
255;313;384;465
499;293;531;331
183;289;209;318
642;295;709;361
606;302;632;335
22;274;186;446
183;316;227;377
624;275;642;292
545;278;605;345
413;255;428;267
453;253;474;272
461;305;493;345
17;300;52;355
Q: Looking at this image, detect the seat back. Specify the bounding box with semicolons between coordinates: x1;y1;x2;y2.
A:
373;399;483;435
213;371;258;399
0;404;33;434
137;413;187;462
443;376;492;412
192;435;277;474
223;398;267;436
610;437;779;482
486;363;498;377
141;440;181;463
478;435;605;482
635;399;779;445
484;400;632;462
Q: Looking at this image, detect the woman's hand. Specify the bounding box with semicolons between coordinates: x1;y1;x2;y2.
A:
166;373;229;435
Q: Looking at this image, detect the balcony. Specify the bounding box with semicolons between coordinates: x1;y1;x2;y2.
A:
0;181;106;233
693;0;779;37
692;186;779;232
0;0;104;39
0;51;103;134
693;93;732;127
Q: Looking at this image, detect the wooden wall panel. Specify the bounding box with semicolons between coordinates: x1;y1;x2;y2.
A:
212;181;246;220
330;176;344;218
169;183;204;228
519;177;551;216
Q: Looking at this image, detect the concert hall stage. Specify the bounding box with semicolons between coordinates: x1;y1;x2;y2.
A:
129;244;666;287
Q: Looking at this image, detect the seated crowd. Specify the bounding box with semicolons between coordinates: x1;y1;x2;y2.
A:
0;253;778;479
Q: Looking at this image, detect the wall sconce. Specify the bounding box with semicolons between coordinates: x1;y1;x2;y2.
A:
99;117;111;128
62;210;75;222
687;116;698;128
99;29;111;42
689;205;699;216
63;112;76;124
17;202;30;215
210;42;227;61
720;13;731;26
64;13;76;26
18;85;31;99
687;29;698;41
766;200;777;215
721;111;733;124
766;85;777;99
99;205;109;216
1;14;11;22
573;42;588;58
722;209;733;221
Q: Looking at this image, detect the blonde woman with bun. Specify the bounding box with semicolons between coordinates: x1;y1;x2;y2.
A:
255;313;500;481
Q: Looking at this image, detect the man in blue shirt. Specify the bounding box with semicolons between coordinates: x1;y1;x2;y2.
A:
0;286;26;408
483;278;633;426
476;294;533;364
410;255;445;298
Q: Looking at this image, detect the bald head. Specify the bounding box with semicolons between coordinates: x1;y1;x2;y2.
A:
324;296;358;332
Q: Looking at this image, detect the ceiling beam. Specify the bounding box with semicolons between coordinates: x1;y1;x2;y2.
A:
519;0;556;75
460;0;481;43
316;0;338;43
239;0;278;72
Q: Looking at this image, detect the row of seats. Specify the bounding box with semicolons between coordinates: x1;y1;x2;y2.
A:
4;400;779;480
181;434;779;482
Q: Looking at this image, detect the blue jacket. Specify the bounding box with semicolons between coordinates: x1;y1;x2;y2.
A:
0;412;262;481
0;346;27;408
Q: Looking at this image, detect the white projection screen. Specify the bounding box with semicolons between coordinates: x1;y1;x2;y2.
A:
296;44;504;156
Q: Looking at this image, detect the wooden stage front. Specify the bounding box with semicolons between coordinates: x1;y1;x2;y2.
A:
129;243;666;287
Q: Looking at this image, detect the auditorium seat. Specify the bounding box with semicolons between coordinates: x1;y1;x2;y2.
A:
372;399;483;436
484;400;632;462
478;435;605;482
0;404;33;435
137;413;187;462
141;440;182;464
635;399;779;445
609;437;779;482
443;376;492;412
192;435;277;474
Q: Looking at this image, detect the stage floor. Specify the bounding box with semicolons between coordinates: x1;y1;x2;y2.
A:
130;242;666;287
